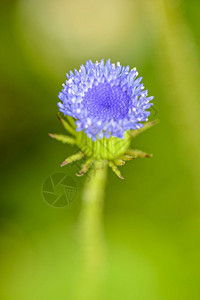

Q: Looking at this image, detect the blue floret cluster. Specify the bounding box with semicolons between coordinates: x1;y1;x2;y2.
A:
58;59;154;141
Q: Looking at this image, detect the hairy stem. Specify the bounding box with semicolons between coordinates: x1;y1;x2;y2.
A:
76;160;107;300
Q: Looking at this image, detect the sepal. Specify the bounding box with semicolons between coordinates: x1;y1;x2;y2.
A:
129;119;159;138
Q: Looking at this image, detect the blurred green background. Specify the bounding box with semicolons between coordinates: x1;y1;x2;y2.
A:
1;0;200;299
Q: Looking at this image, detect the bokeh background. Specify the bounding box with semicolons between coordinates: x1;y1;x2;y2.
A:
1;0;200;299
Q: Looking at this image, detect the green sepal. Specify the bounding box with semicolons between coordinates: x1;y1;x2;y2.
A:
108;161;124;179
119;154;135;161
66;115;76;129
61;151;85;167
129;120;159;138
57;113;76;136
113;159;125;166
49;133;75;145
125;149;152;158
76;157;94;176
76;130;131;160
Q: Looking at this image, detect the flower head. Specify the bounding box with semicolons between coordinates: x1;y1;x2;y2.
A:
51;60;157;178
58;59;154;141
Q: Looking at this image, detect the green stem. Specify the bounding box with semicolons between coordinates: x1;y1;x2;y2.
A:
76;160;107;300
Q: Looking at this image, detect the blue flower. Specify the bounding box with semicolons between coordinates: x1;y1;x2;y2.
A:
58;59;154;141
